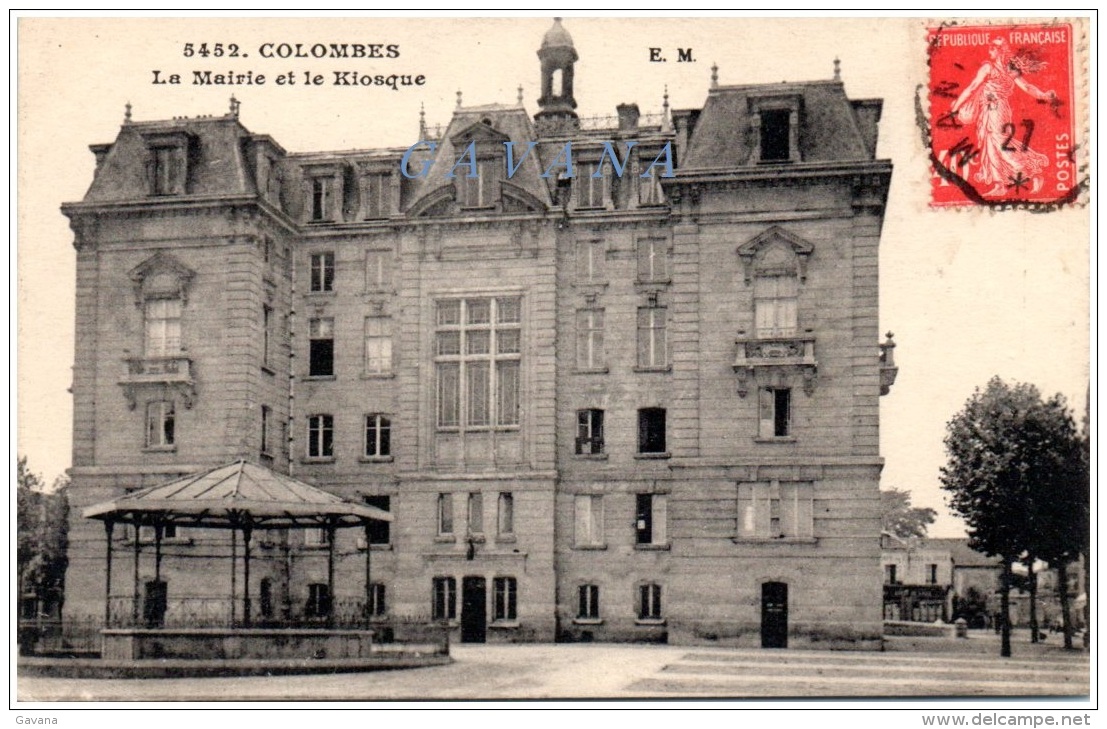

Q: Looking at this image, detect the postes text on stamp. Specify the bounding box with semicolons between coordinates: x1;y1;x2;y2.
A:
927;22;1076;207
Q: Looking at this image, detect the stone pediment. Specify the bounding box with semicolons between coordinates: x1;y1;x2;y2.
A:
128;251;196;307
736;226;814;284
449;121;511;148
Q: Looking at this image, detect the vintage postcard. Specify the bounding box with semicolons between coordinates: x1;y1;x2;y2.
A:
14;14;1092;714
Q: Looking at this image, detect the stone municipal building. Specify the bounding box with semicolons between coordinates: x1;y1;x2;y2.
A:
61;20;897;648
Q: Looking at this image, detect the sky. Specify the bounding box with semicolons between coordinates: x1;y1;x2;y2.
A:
15;14;1093;538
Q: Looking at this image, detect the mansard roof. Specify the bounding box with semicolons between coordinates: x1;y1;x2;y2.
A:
681;80;881;170
82;115;258;203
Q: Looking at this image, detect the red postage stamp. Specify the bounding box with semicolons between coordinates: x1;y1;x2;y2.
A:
927;22;1078;207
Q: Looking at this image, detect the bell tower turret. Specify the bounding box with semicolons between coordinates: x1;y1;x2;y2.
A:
535;18;579;135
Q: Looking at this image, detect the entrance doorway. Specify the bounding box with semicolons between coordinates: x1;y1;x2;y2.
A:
461;576;487;643
761;581;788;648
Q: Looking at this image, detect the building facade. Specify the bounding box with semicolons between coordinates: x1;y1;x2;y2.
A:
61;20;896;648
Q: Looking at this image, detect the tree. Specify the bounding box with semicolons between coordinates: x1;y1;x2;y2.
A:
16;457;69;619
940;377;1086;657
880;488;938;538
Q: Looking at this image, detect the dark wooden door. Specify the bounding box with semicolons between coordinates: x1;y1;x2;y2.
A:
461;576;487;643
761;581;788;648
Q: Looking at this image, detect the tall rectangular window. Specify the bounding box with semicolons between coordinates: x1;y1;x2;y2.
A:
310;178;331;221
437;493;454;536
260;405;272;457
754;275;798;338
497;492;514;536
885;564;897;585
638;169;664;206
363;174;390;219
307;414;333;459
636;307;668;369
460;158;501;208
927;564;939;585
310;252;335;292
760;109;791;162
467;492;484;536
635;494;668;546
365;250;392;291
576;162;607;208
151;147;182;195
364;317;392;374
574;494;604;547
262;305;273;369
364;495;390;546
638;583;662;620
578;584;600;619
637;408;667;454
435;297;521;430
144;298;181;357
432;577;456;621
309;318;334;377
493;577;517;621
575;409;605;455
145;401;175;448
759;388;792;438
306;583;331;618
637;237;668;283
575;239;605;283
364;414;391;458
576;309;605;370
368;583;387;617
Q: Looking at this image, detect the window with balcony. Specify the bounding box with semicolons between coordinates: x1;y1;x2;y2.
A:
145;298;182;357
307;414;334;459
145;401;175;449
435;297;521;431
308;318;334;377
754;274;798;338
575;409;605;455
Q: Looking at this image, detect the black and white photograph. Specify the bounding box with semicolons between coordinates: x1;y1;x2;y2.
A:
13;13;1093;716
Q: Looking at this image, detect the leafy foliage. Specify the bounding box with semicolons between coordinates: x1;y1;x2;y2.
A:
17;457;69;614
940;377;1088;653
880;488;938;538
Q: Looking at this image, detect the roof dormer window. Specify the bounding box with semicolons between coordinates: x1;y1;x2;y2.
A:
141;131;193;196
749;95;802;164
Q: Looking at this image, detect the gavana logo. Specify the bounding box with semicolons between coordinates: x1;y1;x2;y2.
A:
400;140;675;180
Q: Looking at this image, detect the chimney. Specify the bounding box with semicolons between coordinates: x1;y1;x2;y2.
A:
616;103;640;132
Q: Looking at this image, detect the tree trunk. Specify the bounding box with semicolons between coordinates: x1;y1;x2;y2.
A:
1000;558;1012;657
1083;551;1090;650
1028;558;1039;643
1058;561;1073;650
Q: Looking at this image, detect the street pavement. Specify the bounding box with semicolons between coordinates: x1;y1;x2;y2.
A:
18;639;1090;702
